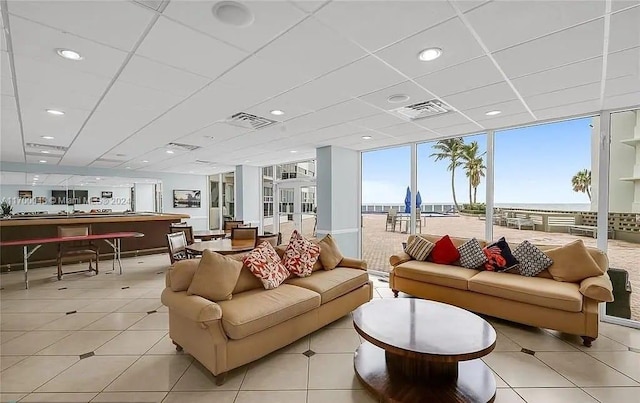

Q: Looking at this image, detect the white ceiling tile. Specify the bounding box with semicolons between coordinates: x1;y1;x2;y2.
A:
455;0;492;13
256;17;366;79
290;1;329;14
478;112;534;131
246;99;314;122
465;0;605;52
604;75;640;97
118;55;211;98
534;99;600;120
136;17;248;79
441;82;518;111
527;83;601;111
415;56;503;97
603;91;640;109
9;15;128;79
376;122;425;137
512;57;603;97
163;1;306;53
21;106;90;146
375;17;485;78
1;95;24;162
358;81;435;110
607;47;640;78
304;123;365;140
413;112;473;131
8;0;154;51
26;155;60;165
609;6;640;53
177;123;253;148
0;22;6;52
314;1;455;52
463;100;528;122
493;19;604;78
1;51;14;96
348;113;406;130
612;1;640;12
266;78;350;112
436;122;484;137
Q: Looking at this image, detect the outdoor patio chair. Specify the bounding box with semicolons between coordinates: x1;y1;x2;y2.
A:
385;209;399;232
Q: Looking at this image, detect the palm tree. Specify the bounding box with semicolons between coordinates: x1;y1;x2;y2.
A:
572;169;592;201
430;138;464;211
461;142;487;205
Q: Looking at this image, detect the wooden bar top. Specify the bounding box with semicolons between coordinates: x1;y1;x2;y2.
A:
0;212;190;227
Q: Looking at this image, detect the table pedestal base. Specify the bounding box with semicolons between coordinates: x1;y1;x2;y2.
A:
355;342;496;403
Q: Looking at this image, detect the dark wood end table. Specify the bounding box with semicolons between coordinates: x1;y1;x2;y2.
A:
352;299;497;403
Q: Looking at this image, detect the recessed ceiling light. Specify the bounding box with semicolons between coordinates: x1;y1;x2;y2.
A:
41;136;55;140
46;109;65;116
39;160;47;163
418;47;443;62
56;49;83;61
387;94;410;104
166;150;175;154
142;160;149;163
270;110;285;116
212;1;255;27
33;177;39;181
40;150;50;154
485;110;502;116
290;150;297;153
125;166;131;169
96;177;101;180
362;135;373;140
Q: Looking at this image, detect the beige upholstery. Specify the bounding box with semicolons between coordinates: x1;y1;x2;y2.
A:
218;284;320;340
580;273;614;302
286;268;369;304
338;257;368;271
161;289;222;323
394;260;480;291
168;259;199;292
468;272;583;312
389;251;412;267
408;234;488;248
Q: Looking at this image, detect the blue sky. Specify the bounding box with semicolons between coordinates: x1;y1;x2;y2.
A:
362;117;594;205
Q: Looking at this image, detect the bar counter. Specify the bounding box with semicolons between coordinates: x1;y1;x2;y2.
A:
0;212;189;271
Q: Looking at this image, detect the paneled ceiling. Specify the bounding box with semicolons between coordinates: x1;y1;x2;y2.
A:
0;171;159;187
1;0;639;175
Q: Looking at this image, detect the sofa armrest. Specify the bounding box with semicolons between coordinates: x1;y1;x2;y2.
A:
168;259;200;292
390;252;412;267
161;288;222;324
579;273;614;303
339;257;367;270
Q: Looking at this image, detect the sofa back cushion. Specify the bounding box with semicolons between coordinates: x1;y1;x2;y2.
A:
538;240;605;282
168;259;200;292
230;253;264;294
535;242;607;282
187;250;243;301
408;234;488;248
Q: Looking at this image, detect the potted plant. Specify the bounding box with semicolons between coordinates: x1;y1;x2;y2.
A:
1;200;13;217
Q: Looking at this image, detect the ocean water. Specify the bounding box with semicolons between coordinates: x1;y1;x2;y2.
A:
362;203;593;212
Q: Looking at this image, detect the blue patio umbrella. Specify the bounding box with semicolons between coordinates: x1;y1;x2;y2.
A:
416;191;422;212
404;187;411;213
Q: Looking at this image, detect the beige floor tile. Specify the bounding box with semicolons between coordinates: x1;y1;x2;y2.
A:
90;392;168;402
157;305;168;312
494;389;525;403
0;356;78;392
162;391;237;403
310;328;361;353
308;353;361;390
94;330;166;355
537;352;639;387
36;313;107;330
241;353;308;390
145;334;182;355
82;312;145;331
483;352;573;387
0;313;64;331
515;387;598;403
77;299;131;313
37;331;119;356
0;331;25;344
327;314;354;329
546;331;630;351
172;360;245;391
0;331;71;356
278;336;310;354
37;356;138;392
495;325;577;352
19;392;97;402
105;355;192;391
105;289;157;299
492;370;509;388
236;390;307;403
587;351;640;382
0;393;25;403
307;390;376;403
115;298;163;313
583;386;640;403
0;299;92;313
127;312;168;330
0;356;27;371
599;323;640;349
493;332;522;352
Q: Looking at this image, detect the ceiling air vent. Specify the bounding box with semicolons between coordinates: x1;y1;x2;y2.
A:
195;160;217;166
390;99;452;121
26;143;68;152
166;142;201;152
95;158;123;163
227;112;278;130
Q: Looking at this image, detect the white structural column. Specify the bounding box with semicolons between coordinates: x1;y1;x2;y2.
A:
485;130;495;242
410;143;417;235
235;165;262;229
316;146;360;257
597;112;611;251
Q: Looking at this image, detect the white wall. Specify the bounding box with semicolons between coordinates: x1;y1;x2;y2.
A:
235;165;261;227
133;183;155;212
0;184;131;213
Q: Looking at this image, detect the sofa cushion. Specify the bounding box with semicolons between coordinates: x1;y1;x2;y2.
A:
458;238;488;269
318;234;344;270
286;267;369;304
405;236;435;261
544;240;605;282
468;271;583;312
243;242;290;290
217;284;321;339
169;259;200;292
229;252;264;294
431;235;461;265
394;261;480;290
513;241;553;277
187;250;243;301
409;234;488;248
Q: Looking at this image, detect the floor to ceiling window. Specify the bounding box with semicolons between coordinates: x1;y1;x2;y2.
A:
361;145;411;273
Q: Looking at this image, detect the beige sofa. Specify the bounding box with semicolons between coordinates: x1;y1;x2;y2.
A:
161;249;372;384
389;235;614;347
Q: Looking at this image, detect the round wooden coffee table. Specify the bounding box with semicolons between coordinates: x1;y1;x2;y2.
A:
352;299;497;403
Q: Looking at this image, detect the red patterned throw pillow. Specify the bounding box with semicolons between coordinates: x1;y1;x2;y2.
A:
243;241;290;290
282;230;321;277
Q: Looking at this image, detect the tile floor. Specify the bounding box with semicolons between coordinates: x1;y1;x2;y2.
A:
1;254;639;403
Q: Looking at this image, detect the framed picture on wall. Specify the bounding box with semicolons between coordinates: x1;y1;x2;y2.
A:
18;190;33;198
173;190;201;208
101;191;113;198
